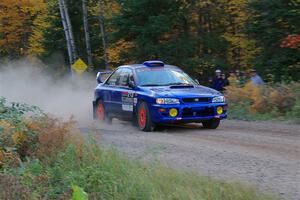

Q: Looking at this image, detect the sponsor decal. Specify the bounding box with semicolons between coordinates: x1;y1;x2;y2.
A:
122;91;134;111
122;104;133;111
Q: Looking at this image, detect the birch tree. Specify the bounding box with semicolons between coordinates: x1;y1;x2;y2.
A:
58;0;73;66
61;0;77;62
82;0;93;70
98;0;109;70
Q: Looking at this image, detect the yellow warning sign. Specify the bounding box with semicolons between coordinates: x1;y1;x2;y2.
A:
72;58;88;74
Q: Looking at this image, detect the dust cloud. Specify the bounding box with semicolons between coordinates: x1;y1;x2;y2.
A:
0;59;96;126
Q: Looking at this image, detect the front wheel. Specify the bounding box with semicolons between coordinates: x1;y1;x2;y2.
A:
137;102;153;132
202;119;220;129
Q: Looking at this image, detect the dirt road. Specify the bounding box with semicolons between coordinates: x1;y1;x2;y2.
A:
85;120;300;200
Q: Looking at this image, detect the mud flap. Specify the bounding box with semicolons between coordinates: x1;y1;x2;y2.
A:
93;101;97;119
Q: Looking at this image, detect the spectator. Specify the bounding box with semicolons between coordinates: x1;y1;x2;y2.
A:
212;69;223;91
250;69;264;86
235;69;240;78
235;69;246;86
239;71;246;86
228;70;238;86
208;77;214;88
221;73;229;88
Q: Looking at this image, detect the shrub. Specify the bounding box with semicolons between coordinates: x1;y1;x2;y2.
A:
285;99;300;123
0;97;40;166
25;116;83;162
0;97;83;167
225;82;300;122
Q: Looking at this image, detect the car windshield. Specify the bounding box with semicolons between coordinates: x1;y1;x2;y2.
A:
136;67;196;86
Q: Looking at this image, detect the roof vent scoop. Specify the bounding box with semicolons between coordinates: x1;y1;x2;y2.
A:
143;60;165;67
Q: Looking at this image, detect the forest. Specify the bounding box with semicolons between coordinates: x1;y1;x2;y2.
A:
0;0;299;82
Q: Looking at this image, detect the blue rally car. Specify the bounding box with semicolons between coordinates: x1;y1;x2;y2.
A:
93;61;227;132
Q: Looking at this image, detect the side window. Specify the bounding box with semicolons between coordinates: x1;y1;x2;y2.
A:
118;68;134;87
106;69;122;86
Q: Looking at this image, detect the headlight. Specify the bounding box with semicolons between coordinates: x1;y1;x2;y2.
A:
212;96;225;103
156;98;180;105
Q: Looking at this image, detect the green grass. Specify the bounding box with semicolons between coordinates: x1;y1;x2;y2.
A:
1;138;275;200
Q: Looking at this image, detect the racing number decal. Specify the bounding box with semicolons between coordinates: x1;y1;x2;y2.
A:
122;91;134;111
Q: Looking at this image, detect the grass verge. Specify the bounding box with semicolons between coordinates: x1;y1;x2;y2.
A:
1;140;275;200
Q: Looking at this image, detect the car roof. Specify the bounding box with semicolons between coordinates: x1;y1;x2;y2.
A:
118;64;180;70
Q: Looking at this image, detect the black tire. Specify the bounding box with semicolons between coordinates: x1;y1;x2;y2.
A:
137;102;153;132
96;100;112;124
202;119;220;129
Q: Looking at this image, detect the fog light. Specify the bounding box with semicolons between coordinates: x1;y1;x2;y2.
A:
169;108;178;117
217;106;223;115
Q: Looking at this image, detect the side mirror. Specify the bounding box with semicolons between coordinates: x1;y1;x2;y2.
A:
96;72;102;84
128;80;135;88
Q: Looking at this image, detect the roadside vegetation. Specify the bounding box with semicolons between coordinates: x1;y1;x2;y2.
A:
0;97;275;200
226;82;300;123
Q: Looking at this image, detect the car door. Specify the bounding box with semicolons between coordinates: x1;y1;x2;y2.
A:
117;68;136;119
102;68;123;114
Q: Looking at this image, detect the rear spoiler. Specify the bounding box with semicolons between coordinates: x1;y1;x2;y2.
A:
96;71;112;84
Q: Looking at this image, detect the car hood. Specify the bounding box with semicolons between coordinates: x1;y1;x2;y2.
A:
140;85;221;98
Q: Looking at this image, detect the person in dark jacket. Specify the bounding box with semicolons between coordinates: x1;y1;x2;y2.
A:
212;69;224;91
221;73;229;88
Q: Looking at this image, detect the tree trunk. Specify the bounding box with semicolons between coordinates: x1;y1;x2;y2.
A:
61;0;77;62
82;0;93;71
98;0;109;70
58;0;73;71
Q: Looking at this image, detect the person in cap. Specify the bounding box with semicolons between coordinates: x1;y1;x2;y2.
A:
215;69;221;76
212;69;224;91
250;69;264;86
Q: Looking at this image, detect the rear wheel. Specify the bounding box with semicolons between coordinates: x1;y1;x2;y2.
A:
202;119;220;129
97;100;112;124
137;102;153;132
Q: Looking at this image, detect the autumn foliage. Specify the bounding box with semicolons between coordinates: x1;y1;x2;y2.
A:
225;82;300;120
0;0;49;57
0;98;83;168
281;34;300;50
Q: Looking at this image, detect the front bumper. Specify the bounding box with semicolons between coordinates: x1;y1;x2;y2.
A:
149;103;227;124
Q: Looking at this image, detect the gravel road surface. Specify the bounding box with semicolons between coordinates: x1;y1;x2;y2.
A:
85;120;300;200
